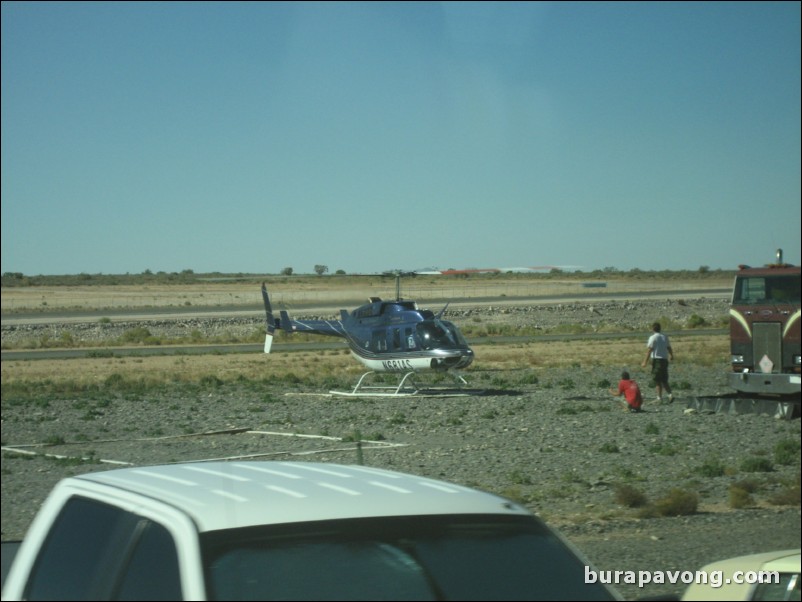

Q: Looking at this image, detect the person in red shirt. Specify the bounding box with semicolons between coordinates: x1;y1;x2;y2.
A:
609;371;643;412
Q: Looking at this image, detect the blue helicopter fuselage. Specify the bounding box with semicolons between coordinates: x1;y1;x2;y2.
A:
262;283;474;374
339;299;474;373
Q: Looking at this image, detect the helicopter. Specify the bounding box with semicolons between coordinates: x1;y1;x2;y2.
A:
260;278;475;396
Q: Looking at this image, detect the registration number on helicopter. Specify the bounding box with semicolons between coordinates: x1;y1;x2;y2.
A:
381;359;415;371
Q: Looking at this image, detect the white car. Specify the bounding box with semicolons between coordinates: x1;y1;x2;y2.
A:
3;461;621;600
681;549;800;601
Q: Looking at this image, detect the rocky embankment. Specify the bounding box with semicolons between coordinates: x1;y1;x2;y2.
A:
1;297;730;347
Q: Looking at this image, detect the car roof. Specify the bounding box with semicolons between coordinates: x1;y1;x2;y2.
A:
681;549;801;601
72;461;531;533
760;549;801;573
698;548;801;574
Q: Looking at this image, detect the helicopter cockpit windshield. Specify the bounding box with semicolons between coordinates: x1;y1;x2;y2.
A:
417;319;467;350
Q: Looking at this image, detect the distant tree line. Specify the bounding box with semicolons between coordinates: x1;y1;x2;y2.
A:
1;266;734;288
1;269;203;287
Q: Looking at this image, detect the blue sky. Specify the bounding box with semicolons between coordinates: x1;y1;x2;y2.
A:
2;1;800;276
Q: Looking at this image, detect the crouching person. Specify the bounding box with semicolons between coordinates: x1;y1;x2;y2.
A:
609;371;643;413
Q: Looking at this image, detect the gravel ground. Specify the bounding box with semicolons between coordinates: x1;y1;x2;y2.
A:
2;297;800;600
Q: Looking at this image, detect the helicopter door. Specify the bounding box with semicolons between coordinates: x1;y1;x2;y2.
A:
371;329;387;351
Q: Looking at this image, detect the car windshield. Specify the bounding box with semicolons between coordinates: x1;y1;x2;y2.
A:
201;514;616;601
752;571;802;601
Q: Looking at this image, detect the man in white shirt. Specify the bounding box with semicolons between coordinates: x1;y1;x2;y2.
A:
642;322;675;403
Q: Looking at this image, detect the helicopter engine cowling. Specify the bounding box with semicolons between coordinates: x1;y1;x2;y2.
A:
430;353;473;371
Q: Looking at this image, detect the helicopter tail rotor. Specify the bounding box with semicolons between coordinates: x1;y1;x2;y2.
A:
261;282;280;353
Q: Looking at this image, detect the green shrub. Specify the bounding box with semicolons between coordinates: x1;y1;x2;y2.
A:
654;488;698;516
120;327;154;344
86;350;114;358
728;485;753;509
731;479;760;493
768;483;801;507
774;439;801;466
499;486;531;505
509;470;532;485
43;435;66;446
740;456;774;473
686;314;708;328
557;378;575;390
388;412;408;425
199;375;223;388
490;376;509;389
104;373;126;388
649;443;679;456
614;467;643;482
695;458;726;478
341;430;363;443
614;484;648;508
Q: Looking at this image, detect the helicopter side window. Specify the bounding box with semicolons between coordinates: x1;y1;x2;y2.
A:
405;328;416;349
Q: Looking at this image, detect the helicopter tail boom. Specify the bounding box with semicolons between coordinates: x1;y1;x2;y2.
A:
260;283;347;355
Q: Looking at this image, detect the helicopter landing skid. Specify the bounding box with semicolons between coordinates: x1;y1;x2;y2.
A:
329;371;475;398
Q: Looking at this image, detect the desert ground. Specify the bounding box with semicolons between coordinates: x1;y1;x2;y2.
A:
2;275;799;600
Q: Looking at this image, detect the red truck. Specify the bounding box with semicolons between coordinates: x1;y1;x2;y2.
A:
728;249;801;397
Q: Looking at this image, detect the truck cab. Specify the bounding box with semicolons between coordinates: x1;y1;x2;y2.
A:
728;251;801;396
